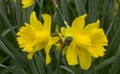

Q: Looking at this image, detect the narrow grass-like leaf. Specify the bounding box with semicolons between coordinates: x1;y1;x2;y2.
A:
28;60;39;74
106;18;115;36
109;45;120;74
0;7;16;39
22;3;35;23
60;0;69;23
1;26;17;37
61;65;75;74
95;56;114;71
75;0;85;16
105;18;120;58
0;64;24;74
14;0;23;28
0;35;31;73
0;56;10;64
34;52;46;74
87;0;99;23
86;56;115;74
100;0;108;28
0;40;14;58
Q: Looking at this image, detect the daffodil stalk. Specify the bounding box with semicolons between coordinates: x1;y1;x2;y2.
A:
56;35;73;74
52;0;66;22
35;0;43;13
52;1;70;73
56;39;64;74
92;62;97;74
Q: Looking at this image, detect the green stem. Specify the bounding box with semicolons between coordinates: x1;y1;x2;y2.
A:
56;37;65;74
52;0;66;22
51;1;67;73
92;62;96;74
56;49;63;74
81;70;85;74
36;0;44;13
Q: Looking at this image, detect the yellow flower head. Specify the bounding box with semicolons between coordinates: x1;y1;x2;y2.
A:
61;14;108;70
17;11;59;64
22;0;34;8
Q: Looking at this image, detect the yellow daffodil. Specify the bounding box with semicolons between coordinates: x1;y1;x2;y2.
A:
22;0;34;8
17;11;59;64
61;14;108;70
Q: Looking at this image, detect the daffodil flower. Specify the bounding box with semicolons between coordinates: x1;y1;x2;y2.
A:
61;14;108;70
17;11;59;64
22;0;34;8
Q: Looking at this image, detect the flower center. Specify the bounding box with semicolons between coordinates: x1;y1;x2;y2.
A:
74;35;91;48
34;31;49;44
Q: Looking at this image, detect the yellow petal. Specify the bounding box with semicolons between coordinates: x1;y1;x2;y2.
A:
30;11;44;31
61;27;66;36
72;14;87;34
27;43;44;59
55;25;59;33
48;37;59;46
46;53;51;64
62;46;68;55
61;27;73;37
27;49;36;59
55;42;61;51
44;46;52;64
22;0;34;8
66;42;78;65
78;48;92;70
82;20;100;35
64;21;70;28
42;14;51;34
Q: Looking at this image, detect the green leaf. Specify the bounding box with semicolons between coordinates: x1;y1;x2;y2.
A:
0;6;16;39
60;65;75;74
109;45;120;74
0;64;24;74
0;40;14;58
75;0;85;16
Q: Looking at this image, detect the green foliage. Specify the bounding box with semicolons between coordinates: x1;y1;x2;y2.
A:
0;0;120;74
